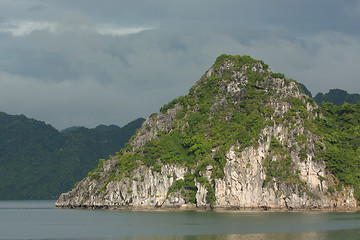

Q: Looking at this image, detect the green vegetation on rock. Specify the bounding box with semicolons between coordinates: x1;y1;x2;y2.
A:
85;54;360;205
56;54;360;210
94;54;312;204
312;102;360;199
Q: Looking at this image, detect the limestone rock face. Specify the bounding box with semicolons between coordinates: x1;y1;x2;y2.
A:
56;55;357;210
56;145;356;210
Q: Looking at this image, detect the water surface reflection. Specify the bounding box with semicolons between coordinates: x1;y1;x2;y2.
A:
127;228;360;240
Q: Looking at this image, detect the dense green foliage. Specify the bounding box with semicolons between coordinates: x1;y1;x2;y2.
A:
313;102;360;199
0;112;144;199
167;172;198;204
314;89;360;106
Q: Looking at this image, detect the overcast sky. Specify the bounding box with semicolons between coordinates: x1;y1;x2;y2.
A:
0;0;359;130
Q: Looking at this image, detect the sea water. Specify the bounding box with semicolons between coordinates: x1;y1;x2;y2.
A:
0;200;359;240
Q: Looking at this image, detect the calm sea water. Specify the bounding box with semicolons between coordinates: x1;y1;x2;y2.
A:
0;201;359;240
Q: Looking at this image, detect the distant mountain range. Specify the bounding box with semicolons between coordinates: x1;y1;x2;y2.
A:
297;84;360;106
0;113;144;200
314;89;360;106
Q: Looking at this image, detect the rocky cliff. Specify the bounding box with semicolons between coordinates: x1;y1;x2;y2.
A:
56;54;358;210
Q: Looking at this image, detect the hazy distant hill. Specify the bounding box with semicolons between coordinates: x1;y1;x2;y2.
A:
60;126;82;133
296;86;360;106
314;89;360;106
298;83;312;98
0;112;144;199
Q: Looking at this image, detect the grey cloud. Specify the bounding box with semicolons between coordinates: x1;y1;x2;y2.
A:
28;3;46;12
0;0;359;129
241;31;360;94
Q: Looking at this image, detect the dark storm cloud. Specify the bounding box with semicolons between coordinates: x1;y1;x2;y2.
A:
0;0;359;129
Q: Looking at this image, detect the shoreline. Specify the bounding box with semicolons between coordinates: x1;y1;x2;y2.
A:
55;204;360;212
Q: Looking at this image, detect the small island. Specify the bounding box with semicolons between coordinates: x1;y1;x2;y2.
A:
56;54;359;211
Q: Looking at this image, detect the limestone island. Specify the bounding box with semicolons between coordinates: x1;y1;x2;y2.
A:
56;54;359;211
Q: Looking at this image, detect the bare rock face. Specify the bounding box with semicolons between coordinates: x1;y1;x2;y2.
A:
56;55;357;210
